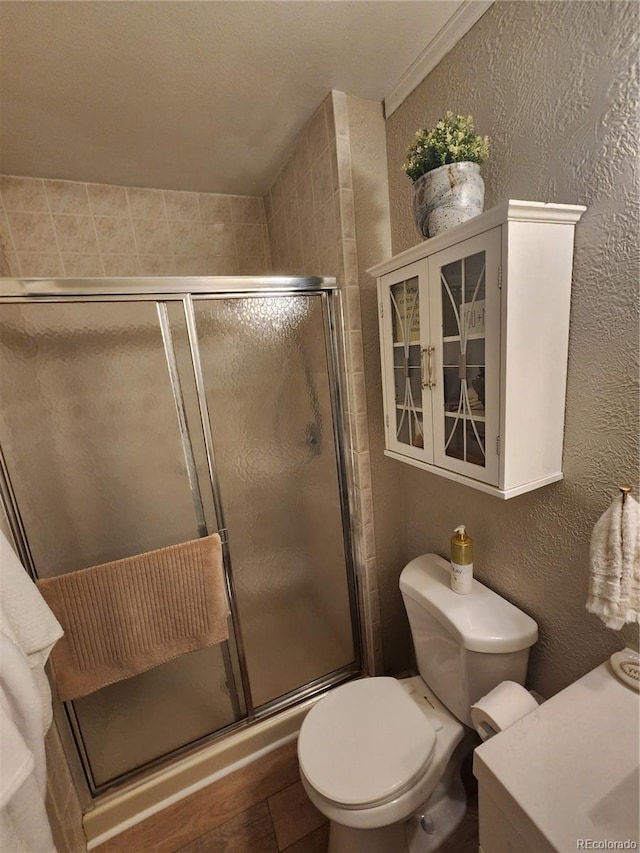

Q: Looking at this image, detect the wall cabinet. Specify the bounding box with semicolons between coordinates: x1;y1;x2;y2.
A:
369;200;585;499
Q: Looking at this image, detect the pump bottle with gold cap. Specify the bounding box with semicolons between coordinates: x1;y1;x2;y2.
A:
451;525;473;594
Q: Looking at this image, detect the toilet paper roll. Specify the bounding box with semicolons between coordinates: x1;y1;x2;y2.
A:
470;680;540;741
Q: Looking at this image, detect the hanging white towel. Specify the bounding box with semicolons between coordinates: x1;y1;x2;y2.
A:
0;531;63;731
0;631;57;852
586;492;640;630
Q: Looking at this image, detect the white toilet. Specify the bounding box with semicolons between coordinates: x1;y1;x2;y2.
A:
298;553;538;853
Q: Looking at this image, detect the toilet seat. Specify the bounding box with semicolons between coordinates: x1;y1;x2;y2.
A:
298;677;437;809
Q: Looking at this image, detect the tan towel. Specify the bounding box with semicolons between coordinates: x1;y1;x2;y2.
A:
36;534;228;701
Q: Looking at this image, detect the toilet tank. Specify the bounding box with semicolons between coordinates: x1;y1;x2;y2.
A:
400;554;538;727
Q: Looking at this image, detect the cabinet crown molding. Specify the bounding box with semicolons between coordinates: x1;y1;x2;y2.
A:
368;200;586;278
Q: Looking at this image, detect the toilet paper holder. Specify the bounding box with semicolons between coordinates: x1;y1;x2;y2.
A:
471;680;541;741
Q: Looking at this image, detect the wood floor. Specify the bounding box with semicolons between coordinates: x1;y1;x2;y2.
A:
94;740;479;853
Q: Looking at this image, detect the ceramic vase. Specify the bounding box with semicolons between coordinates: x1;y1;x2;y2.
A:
412;161;485;239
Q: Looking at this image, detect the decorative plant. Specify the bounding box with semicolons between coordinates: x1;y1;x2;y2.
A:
402;112;490;182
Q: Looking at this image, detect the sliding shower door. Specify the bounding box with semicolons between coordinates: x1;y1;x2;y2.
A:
193;294;356;708
0;279;359;794
0;300;243;788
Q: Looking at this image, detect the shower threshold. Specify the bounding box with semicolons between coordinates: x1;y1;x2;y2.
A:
82;677;352;849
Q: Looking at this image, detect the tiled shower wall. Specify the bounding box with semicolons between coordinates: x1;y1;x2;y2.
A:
0;176;270;277
265;91;382;674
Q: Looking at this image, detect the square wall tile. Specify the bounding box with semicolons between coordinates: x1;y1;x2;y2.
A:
205;255;239;275
133;218;171;254
17;252;64;277
234;223;267;257
0;176;47;211
168;220;209;256
136;254;175;275
316;197;340;255
3;252;19;276
229;195;264;224
311;149;334;208
87;183;130;217
94;216;136;255
44;180;91;215
7;212;57;252
163;190;200;221
199;193;231;222
207;222;236;256
61;254;104;277
306;103;329;163
292;136;312;187
127;187;166;219
174;256;207;275
102;254;139;276
238;256;269;275
53;214;99;254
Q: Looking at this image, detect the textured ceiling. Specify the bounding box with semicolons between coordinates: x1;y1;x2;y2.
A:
0;0;464;195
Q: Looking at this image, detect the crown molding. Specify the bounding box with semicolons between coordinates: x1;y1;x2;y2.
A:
384;1;494;118
367;200;586;277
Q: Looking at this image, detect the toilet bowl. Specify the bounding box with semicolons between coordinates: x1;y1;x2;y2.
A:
299;675;473;853
297;554;538;853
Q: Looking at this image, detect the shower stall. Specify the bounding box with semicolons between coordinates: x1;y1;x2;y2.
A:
0;276;361;798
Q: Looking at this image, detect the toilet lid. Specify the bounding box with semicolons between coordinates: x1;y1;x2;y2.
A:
298;678;436;808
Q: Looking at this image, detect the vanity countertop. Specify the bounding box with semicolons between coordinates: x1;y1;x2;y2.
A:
473;650;640;852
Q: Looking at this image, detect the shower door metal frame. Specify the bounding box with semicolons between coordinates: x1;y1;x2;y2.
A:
0;276;363;800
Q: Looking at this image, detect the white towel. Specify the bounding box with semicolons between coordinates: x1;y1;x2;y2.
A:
586;493;640;630
0;632;57;852
0;531;63;732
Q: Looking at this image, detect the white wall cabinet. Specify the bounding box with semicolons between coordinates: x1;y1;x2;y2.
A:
369;200;585;499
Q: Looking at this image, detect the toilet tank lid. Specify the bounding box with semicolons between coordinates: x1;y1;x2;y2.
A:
400;554;538;654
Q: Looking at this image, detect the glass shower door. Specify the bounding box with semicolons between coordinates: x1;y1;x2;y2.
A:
193;294;357;708
0;281;359;795
0;300;244;790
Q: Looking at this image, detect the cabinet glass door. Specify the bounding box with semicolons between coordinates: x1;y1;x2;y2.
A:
429;229;501;484
380;260;431;461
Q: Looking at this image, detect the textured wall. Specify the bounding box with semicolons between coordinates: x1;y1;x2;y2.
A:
0;175;270;277
383;0;639;696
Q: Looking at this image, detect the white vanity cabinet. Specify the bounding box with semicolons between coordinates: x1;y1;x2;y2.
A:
369;200;585;499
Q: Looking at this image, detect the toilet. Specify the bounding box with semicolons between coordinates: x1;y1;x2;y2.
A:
297;553;538;853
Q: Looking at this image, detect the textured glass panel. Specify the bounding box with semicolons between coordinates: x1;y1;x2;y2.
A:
440;250;487;468
444;416;465;462
467;421;486;467
194;295;354;707
74;645;237;786
0;302;202;575
397;408;424;448
444;367;462;412
390;277;419;344
442;260;462;338
0;301;243;788
389;278;423;450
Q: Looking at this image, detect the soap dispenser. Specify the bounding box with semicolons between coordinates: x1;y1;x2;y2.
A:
451;525;473;595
